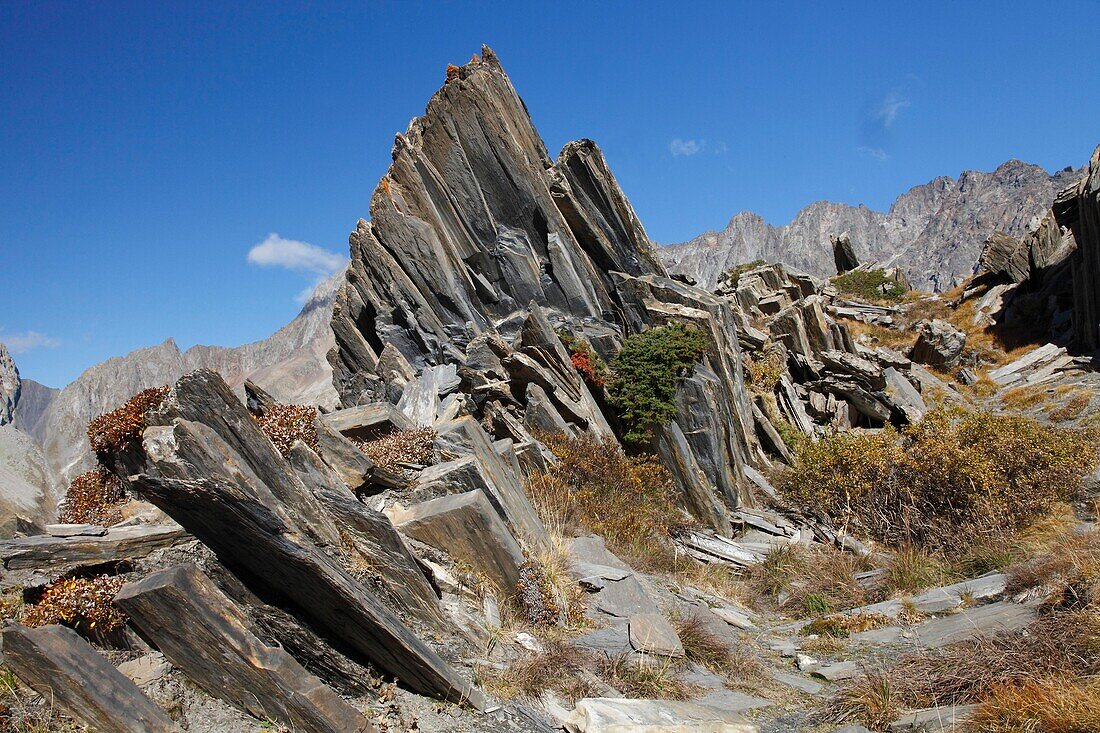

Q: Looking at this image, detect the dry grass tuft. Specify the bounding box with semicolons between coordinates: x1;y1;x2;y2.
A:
970;676;1100;733
673;613;763;681
595;653;698;700
883;545;948;594
255;403;319;457
57;468;126;526
1000;384;1050;411
0;667;82;732
804;612;890;638
830;610;1100;725
481;640;595;703
359;427;436;473
746;544;870;617
21;575;127;642
87;386;169;456
528;433;693;572
1048;390;1093;423
1006;530;1100;609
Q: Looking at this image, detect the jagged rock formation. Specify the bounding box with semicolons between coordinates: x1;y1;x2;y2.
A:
0;344;57;530
29;273;341;502
662;160;1083;291
0;343;19;426
974;144;1100;353
329;47;763;527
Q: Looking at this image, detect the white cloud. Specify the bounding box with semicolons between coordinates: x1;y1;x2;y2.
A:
670;138;706;157
858;146;889;161
1;331;60;354
247;233;347;276
712;141;729;155
873;93;910;128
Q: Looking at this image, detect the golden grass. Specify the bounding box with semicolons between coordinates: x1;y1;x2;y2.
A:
479;640;595;703
595;653;699;700
1048;390;1094;423
746;544;871;617
970;676;1100;733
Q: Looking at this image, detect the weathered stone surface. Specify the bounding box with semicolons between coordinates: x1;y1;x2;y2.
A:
0;524;187;571
116;564;374;733
978;231;1031;283
832;233;860;274
433;416;549;549
910;320;966;368
811;660;858;681
391;489;525;591
117;652;170;687
114;371;481;706
564;698;757;733
596;575;660;619
329;47;663;398
322;402;414;441
2;623;180;733
628;612;684;657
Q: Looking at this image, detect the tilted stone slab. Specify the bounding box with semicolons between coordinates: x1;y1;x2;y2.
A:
2;623;180;733
0;524;188;571
116;564;374;733
564;698;757;733
391;489;525;592
322;402;414;441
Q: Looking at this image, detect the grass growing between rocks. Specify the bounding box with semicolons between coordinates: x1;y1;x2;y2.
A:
745;544;871;617
829;528;1100;731
832;269;907;302
527;433;693;572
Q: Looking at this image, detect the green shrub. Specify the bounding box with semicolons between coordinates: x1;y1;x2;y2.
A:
607;323;708;446
777;405;1099;554
724;259;767;287
833;269;906;301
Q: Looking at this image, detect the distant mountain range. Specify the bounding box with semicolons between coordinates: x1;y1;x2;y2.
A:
660;159;1083;291
0;273;341;529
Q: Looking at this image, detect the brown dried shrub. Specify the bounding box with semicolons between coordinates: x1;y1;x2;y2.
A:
87;386;169;455
482;640;595;703
970;676;1100;733
778;404;1099;555
359;427;436;473
255;403;319;457
21;576;127;641
595;653;698;700
57;468;126;526
527;433;693;572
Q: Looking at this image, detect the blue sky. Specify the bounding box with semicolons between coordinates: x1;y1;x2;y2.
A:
3;1;1098;388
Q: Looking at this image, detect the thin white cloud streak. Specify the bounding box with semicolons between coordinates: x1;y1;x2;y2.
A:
247;233;347;276
670;138;706;157
873;93;910;128
858;146;889;161
0;331;61;354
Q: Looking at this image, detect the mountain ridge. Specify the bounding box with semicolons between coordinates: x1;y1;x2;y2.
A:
661;158;1083;290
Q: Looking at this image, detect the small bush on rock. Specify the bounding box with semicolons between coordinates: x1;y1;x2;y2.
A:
778;405;1099;554
87;386;169;456
22;575;127;641
559;331;609;388
833;269;906;301
607;323;708;446
515;560;560;626
359;427;436;472
57;468;126;526
255;403;319;457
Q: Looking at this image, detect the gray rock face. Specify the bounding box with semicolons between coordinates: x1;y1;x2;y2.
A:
328;46;663;402
0;344;19;426
662;160;1083;291
909;319;967;368
31;273;341;499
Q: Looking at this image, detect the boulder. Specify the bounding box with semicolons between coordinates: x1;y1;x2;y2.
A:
116;564;374;733
909;320;966;368
564;698;757;733
2;623;181;733
391;489;525;592
832;233;860;274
